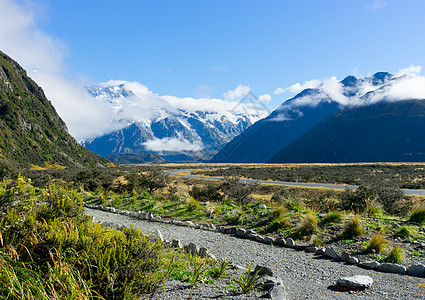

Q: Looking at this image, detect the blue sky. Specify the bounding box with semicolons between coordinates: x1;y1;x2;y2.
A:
38;0;425;102
1;0;425;139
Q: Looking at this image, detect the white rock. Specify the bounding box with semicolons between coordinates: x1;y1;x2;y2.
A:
285;238;295;248
336;275;373;289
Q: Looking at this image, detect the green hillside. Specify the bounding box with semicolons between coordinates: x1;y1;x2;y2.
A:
0;51;109;169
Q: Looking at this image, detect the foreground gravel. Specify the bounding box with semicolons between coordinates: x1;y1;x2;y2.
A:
86;208;425;299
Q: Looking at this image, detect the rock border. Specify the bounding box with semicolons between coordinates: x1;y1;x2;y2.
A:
85;204;425;278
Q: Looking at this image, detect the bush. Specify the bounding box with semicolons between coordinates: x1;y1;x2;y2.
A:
189;184;222;202
220;178;258;206
341;215;364;239
0;176;166;299
410;207;425;224
366;231;388;253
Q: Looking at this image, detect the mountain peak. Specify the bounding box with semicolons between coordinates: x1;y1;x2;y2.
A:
371;72;393;85
340;75;358;87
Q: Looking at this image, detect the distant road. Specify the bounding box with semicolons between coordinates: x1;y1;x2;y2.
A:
163;169;425;196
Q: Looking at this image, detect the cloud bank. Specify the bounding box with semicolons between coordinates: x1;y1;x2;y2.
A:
275;66;425;111
142;138;203;152
0;0;123;141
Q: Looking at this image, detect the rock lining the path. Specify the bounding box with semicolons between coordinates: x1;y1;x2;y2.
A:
85;204;424;278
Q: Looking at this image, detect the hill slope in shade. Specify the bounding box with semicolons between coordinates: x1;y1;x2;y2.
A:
0;51;109;168
211;89;341;163
212;72;414;163
269;100;425;163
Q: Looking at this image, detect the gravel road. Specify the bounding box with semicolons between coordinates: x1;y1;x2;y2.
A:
86;208;425;299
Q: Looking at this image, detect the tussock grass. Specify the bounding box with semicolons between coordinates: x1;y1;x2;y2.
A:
322;211;342;224
296;213;318;237
366;231;388;253
410;206;425;224
341;215;364;239
385;245;404;263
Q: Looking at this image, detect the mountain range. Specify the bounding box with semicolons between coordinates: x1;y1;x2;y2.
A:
213;72;425;163
0;51;108;169
82;82;266;162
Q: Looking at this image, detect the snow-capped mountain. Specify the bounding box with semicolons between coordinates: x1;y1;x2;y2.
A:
82;81;267;162
213;71;423;163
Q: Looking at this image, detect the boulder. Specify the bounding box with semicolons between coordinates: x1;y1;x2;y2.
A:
244;229;256;239
264;236;275;245
171;239;183;249
226;227;237;234
359;261;380;270
408;264;425;277
186;243;199;256
285;238;295;248
316;247;326;255
377;263;407;274
325;247;340;260
254;265;274;276
348;256;359;265
236;228;246;237
336;275;373;290
198;247;208;258
275;238;286;247
340;252;350;262
255;235;265;243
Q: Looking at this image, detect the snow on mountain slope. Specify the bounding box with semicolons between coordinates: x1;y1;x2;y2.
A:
83;80;267;161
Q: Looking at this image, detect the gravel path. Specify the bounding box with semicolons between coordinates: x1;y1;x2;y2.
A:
86;208;425;299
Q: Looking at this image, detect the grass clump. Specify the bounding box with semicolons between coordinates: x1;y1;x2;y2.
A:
384;245;404;263
395;225;412;238
234;263;267;294
322;211;342;224
296;213;318;237
409;207;425;224
341;215;364;239
210;258;232;279
366;231;388;253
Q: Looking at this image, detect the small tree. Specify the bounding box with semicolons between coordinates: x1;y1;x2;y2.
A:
125;166;169;193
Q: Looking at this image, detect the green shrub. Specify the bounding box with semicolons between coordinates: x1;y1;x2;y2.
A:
341;215;364;238
186;197;201;212
410;207;425;224
322;211;342;224
0;176;166;299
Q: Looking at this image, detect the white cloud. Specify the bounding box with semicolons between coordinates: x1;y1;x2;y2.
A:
274;66;425;114
223;84;250;101
366;0;387;11
142;138;203;152
259;94;272;102
0;0;122;141
284;79;321;94
396;65;422;77
274;88;285;95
